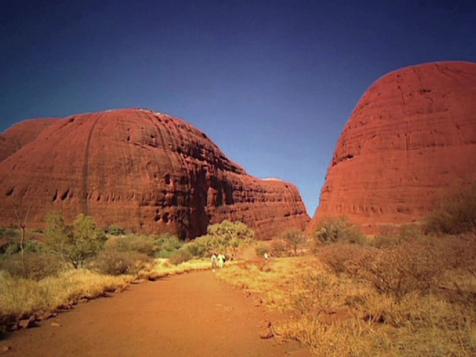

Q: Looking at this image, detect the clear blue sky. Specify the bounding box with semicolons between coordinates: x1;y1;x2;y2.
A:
1;0;475;215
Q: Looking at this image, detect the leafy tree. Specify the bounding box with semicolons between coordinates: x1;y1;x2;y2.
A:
46;213;106;268
207;220;254;257
183;220;254;258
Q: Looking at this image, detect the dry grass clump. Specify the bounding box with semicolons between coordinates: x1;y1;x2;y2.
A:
0;258;214;332
0;269;131;329
144;258;214;280
217;257;313;309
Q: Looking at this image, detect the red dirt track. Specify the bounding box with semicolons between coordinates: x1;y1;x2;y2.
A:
2;271;309;356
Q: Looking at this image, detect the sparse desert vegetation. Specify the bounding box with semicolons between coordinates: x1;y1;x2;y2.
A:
218;205;476;356
0;216;252;333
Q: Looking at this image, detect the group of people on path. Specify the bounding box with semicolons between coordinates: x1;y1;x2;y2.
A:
210;253;226;271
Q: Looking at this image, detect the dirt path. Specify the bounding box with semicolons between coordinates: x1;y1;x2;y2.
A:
1;271;310;356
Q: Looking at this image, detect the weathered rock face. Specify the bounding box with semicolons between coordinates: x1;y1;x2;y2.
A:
0;109;308;239
313;62;476;233
0;119;58;162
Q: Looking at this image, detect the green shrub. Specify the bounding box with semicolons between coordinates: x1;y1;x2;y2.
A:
0;252;65;280
92;249;151;275
208;220;254;240
182;237;210;258
0;228;19;240
106;225;126;236
155;234;183;258
169;249;193;265
313;217;366;246
181;221;254;259
1;239;45;257
46;213;106;268
426;185;476;234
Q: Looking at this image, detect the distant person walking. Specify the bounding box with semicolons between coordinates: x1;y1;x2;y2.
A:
211;253;218;271
217;253;226;269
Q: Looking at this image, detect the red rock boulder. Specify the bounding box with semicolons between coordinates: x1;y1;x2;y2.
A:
312;62;476;233
0;109;308;239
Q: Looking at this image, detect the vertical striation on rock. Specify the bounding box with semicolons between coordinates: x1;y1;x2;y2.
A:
312;62;476;233
0;109;308;239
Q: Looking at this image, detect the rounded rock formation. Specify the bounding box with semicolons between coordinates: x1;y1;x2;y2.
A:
313;61;476;233
0;118;58;162
0;109;309;239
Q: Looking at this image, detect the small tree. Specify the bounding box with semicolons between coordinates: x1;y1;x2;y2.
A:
207;220;254;257
313;217;365;245
281;229;306;256
9;197;33;275
46;213;106;268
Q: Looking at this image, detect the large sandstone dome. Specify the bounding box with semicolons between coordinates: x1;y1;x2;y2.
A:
0;109;309;239
0;118;57;162
313;61;476;233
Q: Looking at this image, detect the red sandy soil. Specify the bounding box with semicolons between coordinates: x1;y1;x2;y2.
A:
0;271;310;357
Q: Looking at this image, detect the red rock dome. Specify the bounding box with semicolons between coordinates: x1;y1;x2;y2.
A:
0;118;58;162
312;62;476;233
0;109;309;239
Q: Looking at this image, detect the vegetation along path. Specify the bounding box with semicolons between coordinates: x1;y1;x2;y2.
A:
2;270;310;356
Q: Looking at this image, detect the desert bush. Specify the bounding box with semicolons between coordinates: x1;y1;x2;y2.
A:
318;237;451;301
46;213;107;268
255;243;269;257
207;220;254;257
0;228;20;252
317;243;374;277
169;248;193;265
426;185;476;234
182;221;254;259
312;217;366;246
0;228;19;239
181;236;210;258
1;239;45;257
105;235;156;257
106;225;126;236
93;249;151;275
371;224;423;248
155;234;183;258
270;239;289;257
360;239;445;301
0;252;65;280
207;220;254;241
281;229;306;256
